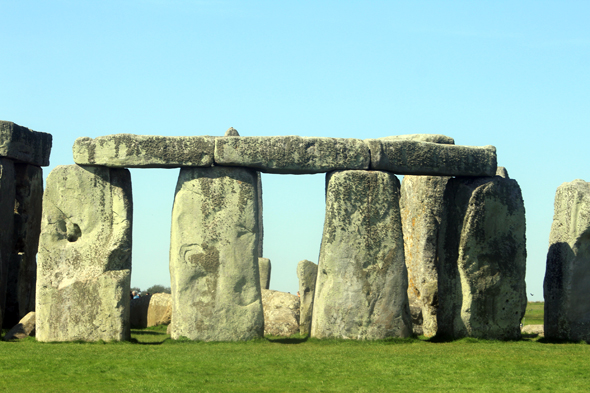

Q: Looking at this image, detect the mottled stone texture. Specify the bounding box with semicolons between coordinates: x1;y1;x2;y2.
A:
36;165;133;342
544;179;590;342
0;158;16;330
258;258;271;290
365;139;497;176
438;176;527;340
400;175;449;337
312;170;412;339
214;136;370;174
262;289;300;337
379;134;455;144
73;134;215;168
4;164;43;328
256;172;264;257
169;166;263;341
0;121;52;166
297;259;317;335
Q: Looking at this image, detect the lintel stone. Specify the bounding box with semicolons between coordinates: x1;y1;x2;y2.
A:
0;121;52;166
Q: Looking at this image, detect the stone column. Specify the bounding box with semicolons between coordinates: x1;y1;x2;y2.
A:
169;166;263;341
311;170;411;340
0;158;16;330
544;179;590;342
258;257;271;290
437;175;526;340
4;164;43;328
297;259;317;335
36;165;133;342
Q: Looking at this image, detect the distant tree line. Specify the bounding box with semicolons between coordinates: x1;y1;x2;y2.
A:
130;285;171;294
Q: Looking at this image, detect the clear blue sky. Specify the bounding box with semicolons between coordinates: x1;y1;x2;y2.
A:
2;1;588;300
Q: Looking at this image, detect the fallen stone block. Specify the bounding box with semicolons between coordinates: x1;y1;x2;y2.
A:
544;179;590;342
36;165;132;342
521;324;544;337
73;134;215;168
262;289;300;337
364;139;497;176
3;311;35;341
297;259;317;336
312;170;412;339
214;136;370;174
0;121;52;166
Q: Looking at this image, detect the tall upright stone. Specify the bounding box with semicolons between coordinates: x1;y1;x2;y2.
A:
297;259;317;335
258;258;271;290
544;179;590;342
169;166;264;341
312;170;411;339
4;164;43;328
0;158;15;330
438;175;526;340
36;165;133;342
400;175;449;337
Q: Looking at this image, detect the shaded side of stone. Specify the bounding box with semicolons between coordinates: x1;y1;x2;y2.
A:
297;259;317;335
437;176;527;340
36;165;132;342
365;139;497;176
214;136;370;174
73;134;215;168
0;121;52;166
4;164;43;328
311;170;412;339
258;258;271;290
262;289;300;337
169;166;263;341
3;311;35;341
400;175;449;337
257;172;263;257
0;158;16;331
130;295;151;329
544;179;590;342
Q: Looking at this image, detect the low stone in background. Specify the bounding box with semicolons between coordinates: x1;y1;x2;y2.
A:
262;289;300;337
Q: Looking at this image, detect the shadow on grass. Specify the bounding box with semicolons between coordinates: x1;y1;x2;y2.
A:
131;330;165;336
266;335;310;344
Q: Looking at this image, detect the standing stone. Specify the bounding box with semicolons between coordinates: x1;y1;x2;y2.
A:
0;121;52;167
438;175;527;340
169;166;263;341
262;289;300;337
0;158;15;331
400;175;449;337
130;295;152;329
147;293;172;327
224;127;240;137
297;259;317;335
312;170;412;339
257;172;264;257
4;164;43;328
36;165;133;342
258;258;271;290
544;179;590;342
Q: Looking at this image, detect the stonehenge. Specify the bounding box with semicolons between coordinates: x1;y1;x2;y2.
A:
1;121;542;343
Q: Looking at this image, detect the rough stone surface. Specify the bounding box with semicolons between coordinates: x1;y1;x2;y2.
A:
3;311;35;341
214;136;370;174
258;258;271;290
297;259;317;335
400;175;450;337
379;134;455;144
147;293;172;327
224;127;240;137
364;139;497;176
256;172;263;257
312;170;412;340
262;289;300;337
438;176;527;340
169;166;263;341
73;134;215;168
0;158;15;331
0;121;52;166
496;166;509;178
521;324;544;336
130;295;152;329
544;179;590;342
36;165;133;342
4;164;43;328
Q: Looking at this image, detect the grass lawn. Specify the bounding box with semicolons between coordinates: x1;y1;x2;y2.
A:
523;302;544;325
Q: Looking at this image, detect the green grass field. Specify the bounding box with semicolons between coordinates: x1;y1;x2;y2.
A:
523;301;544;325
4;303;580;393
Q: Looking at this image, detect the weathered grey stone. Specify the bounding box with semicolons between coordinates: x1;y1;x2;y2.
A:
364;139;497;176
379;134;455;144
0;121;52;166
400;175;449;337
3;311;35;341
496;166;509;178
262;289;300;337
4;164;43;328
224;127;240;137
544;179;590;342
73;134;215;168
256;172;263;257
297;259;317;335
409;305;424;336
36;165;133;342
147;293;172;327
521;324;544;337
0;158;15;331
438;176;527;340
169;166;263;341
214;136;370;174
312;170;412;339
258;258;271;290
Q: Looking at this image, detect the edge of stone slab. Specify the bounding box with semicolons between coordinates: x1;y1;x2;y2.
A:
0;120;52;166
379;134;455;145
73;134;216;168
